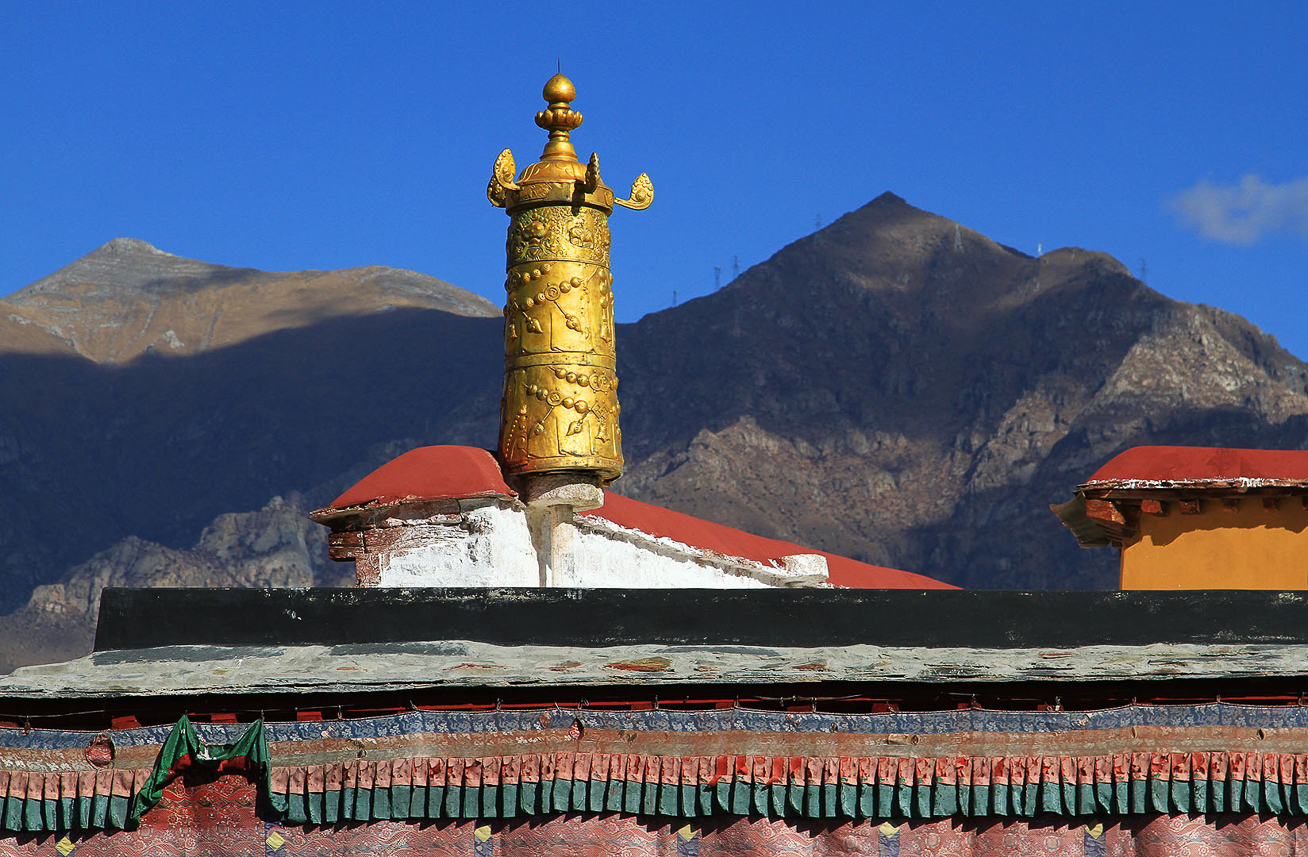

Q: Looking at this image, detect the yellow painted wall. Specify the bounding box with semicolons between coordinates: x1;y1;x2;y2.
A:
1120;499;1308;589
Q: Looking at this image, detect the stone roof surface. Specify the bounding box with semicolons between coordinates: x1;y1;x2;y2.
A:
4;639;1307;699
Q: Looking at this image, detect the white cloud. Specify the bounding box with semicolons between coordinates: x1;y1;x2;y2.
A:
1168;174;1308;244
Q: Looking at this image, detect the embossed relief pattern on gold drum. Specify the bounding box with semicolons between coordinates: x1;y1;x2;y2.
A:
499;201;620;479
504;206;614;359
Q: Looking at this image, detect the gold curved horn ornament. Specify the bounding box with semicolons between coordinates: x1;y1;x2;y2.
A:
614;173;654;210
486;149;518;208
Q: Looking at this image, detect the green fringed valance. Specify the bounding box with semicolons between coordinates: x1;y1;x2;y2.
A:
6;718;1308;832
267;752;1308;823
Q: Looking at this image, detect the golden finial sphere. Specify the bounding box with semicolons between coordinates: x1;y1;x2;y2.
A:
542;73;576;105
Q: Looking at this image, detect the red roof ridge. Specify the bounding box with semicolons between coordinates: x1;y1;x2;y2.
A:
1086;445;1308;488
316;446;514;514
581;492;955;590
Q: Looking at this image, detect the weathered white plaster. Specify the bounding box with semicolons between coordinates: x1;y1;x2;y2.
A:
564;523;771;588
356;497;829;589
569;515;828;588
374;502;538;587
777;553;829;583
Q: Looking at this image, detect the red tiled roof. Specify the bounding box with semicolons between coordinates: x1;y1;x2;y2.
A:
328;446;514;509
322;445;955;590
1087;446;1308;487
582;492;956;590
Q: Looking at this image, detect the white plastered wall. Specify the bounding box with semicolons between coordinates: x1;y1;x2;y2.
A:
364;499;828;589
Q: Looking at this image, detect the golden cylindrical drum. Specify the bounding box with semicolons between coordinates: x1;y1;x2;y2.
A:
489;73;649;484
499;198;621;481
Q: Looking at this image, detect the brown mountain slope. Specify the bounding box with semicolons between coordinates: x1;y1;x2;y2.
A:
4;193;1308;670
4;238;497;362
0;307;80;356
615;193;1308;587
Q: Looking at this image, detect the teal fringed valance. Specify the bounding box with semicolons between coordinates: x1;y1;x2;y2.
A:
267;751;1308;823
6;710;1308;832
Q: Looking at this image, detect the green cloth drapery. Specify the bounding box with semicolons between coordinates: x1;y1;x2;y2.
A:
130;715;275;823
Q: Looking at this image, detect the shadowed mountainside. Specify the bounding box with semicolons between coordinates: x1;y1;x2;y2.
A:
0;307;504;618
617;194;1308;586
4;194;1308;668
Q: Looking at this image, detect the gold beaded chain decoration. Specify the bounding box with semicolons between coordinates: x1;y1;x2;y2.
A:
488;73;652;484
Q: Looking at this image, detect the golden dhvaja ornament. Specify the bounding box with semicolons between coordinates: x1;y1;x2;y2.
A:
488;72;652;484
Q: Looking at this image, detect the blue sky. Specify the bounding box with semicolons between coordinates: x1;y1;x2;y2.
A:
3;2;1307;355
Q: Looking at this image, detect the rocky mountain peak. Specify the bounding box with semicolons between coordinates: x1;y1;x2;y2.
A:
1038;246;1132;278
97;237;176;257
8;238;240;305
725;192;1115;321
3;241;496;363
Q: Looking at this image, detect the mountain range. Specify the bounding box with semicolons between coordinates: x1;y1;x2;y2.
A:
3;193;1307;670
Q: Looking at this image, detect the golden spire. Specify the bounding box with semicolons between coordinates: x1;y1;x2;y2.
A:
488;73;652;489
535;73;582;163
